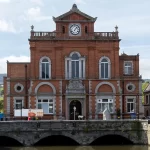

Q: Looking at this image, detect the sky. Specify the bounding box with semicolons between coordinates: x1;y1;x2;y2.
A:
0;0;150;78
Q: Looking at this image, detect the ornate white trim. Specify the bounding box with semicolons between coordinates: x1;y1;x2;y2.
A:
65;51;85;79
95;81;116;94
35;82;56;94
39;56;51;79
14;83;24;93
99;56;111;79
13;97;25;109
126;82;135;92
125;96;136;113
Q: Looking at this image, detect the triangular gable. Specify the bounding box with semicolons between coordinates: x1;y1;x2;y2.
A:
53;4;97;22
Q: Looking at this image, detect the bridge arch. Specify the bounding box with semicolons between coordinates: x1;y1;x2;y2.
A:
0;133;23;146
89;131;136;145
33;132;80;145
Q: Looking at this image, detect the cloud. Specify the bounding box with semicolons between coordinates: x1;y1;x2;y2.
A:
140;58;150;79
24;7;51;22
0;0;10;3
30;0;44;6
0;19;16;33
74;0;86;4
0;56;30;74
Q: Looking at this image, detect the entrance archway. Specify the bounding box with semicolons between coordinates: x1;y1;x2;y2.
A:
70;100;82;120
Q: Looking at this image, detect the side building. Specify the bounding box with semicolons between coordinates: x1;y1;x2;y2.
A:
4;4;143;119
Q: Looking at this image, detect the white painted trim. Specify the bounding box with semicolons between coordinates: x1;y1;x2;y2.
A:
34;82;56;94
39;56;51;79
65;52;85;79
95;81;116;94
14;83;24;93
13;97;25;109
126;82;135;92
99;56;111;79
125;96;136;113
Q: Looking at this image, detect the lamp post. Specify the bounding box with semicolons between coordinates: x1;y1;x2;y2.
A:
20;101;22;121
73;106;76;120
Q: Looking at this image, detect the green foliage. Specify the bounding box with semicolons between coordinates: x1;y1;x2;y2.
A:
142;82;149;104
0;87;4;112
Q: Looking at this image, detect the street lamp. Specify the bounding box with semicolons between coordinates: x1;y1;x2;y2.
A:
73;106;76;120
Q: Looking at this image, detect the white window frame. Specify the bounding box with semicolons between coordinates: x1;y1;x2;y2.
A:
39;56;51;79
126;96;136;113
37;98;54;114
65;52;85;79
99;56;111;79
97;98;113;113
124;61;133;75
13;97;24;109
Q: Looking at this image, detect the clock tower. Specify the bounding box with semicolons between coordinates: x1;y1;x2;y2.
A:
53;4;97;38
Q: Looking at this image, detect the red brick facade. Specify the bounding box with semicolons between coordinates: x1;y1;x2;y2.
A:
4;4;143;119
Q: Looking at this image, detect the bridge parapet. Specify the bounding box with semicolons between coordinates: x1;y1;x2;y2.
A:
0;120;149;146
0;120;148;132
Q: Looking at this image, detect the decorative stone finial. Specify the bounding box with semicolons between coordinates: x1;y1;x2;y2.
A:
31;25;34;31
115;25;118;32
72;4;78;11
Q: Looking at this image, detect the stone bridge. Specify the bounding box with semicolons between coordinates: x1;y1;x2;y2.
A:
0;120;149;146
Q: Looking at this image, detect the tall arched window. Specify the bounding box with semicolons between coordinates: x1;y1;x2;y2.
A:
65;52;85;79
99;57;111;79
39;57;51;79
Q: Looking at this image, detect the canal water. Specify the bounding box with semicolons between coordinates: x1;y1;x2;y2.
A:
0;146;149;150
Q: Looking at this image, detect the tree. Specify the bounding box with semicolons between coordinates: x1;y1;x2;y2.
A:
0;100;4;112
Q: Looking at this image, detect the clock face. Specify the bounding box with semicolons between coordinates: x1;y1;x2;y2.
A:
70;24;80;35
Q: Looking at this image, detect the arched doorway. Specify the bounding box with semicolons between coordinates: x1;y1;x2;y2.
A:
70;100;82;120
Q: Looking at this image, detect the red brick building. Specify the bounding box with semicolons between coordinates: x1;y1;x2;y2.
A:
143;83;150;117
4;4;144;119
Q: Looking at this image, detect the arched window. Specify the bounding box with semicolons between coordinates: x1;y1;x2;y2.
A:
39;57;51;79
99;57;111;79
65;52;85;79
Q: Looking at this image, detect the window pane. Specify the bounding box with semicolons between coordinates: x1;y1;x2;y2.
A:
105;63;108;78
127;103;130;112
46;63;49;78
49;104;53;113
101;63;104;78
76;61;79;78
109;103;113;112
128;99;133;102
102;99;108;102
72;54;79;60
42;59;48;62
131;103;134;112
72;61;75;78
102;103;106;112
38;103;42;109
16;104;21;109
101;58;107;62
16;100;22;103
42;63;45;78
81;60;83;78
42;103;48;114
67;60;69;78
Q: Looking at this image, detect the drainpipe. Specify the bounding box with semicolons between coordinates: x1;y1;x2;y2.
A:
25;64;28;108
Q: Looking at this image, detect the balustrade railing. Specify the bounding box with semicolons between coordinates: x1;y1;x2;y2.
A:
30;31;119;40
